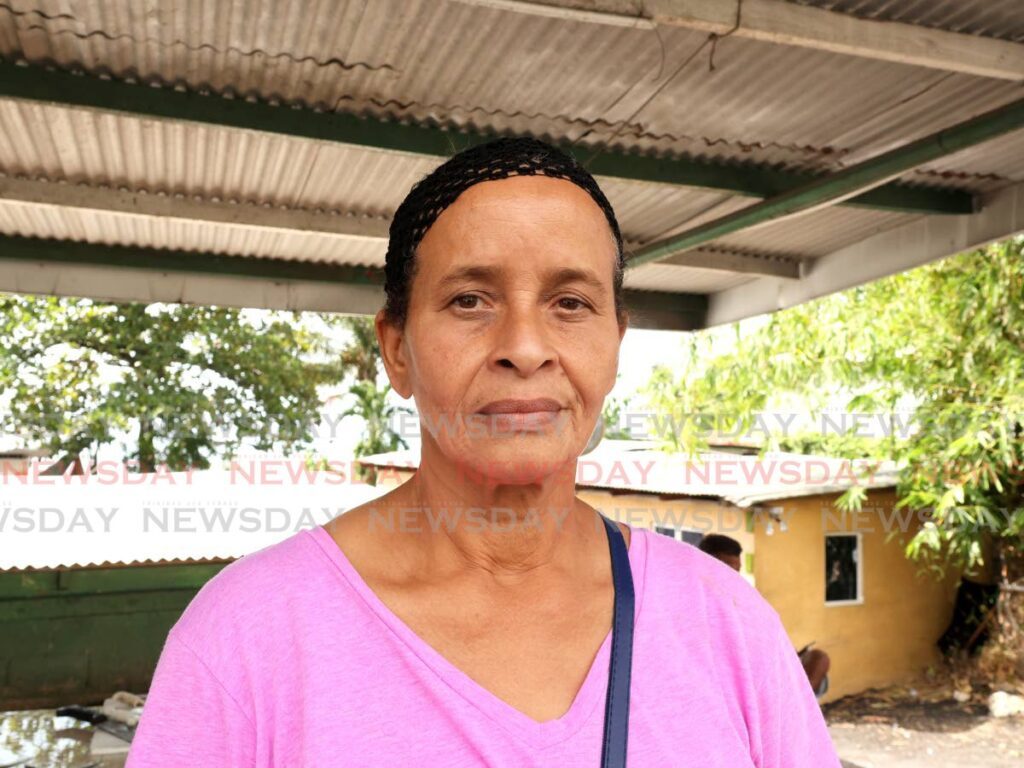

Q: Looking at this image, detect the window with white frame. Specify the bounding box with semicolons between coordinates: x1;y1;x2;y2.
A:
825;533;862;604
654;525;704;547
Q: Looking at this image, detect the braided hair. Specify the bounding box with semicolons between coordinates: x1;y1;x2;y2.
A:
383;136;626;327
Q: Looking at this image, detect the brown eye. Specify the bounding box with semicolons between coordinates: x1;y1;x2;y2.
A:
453;294;481;310
558;297;587;311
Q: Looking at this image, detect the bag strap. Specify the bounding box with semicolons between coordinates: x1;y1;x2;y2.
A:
599;514;635;768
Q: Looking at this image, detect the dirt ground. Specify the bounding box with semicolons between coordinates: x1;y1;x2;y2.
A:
825;685;1024;768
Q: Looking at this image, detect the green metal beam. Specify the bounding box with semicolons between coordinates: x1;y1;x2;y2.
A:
621;288;707;329
0;233;386;286
0;234;708;327
629;95;1024;269
0;60;971;216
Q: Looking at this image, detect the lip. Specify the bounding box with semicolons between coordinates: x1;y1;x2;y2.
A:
477;398;564;415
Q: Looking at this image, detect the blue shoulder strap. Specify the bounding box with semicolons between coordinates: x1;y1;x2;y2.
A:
599;514;634;768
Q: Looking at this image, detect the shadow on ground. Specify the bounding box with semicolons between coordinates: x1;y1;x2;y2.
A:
824;688;990;734
825;685;1023;768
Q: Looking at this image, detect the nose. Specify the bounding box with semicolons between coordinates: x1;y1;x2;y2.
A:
490;303;558;377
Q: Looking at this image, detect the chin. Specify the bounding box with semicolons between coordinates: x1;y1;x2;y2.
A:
454;434;582;485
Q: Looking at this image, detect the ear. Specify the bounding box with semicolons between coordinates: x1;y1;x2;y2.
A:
604;313;627;398
376;309;413;399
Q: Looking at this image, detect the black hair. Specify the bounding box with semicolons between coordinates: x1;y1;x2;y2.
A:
698;534;743;559
383;136;626;327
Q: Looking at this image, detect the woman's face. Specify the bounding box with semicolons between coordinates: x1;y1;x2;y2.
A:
378;175;626;485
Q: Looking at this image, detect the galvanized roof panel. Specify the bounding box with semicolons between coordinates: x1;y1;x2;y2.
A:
0;96;753;240
600;181;749;243
0;97;768;248
0;198;388;265
0;89;995;283
0;0;1020;307
789;0;1024;43
0;0;1019;185
0;98;453;214
715;205;916;259
632;33;1022;179
915;127;1024;189
624;263;758;294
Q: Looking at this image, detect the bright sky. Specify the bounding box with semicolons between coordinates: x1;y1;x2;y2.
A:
614;327;690;399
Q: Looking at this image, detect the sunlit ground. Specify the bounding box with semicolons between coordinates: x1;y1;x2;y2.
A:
0;710;124;768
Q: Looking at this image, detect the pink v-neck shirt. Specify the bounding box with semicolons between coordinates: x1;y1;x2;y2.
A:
126;524;841;767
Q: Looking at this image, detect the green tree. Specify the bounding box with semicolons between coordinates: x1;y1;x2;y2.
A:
336;314;381;384
643;238;1024;579
341;379;408;460
601;392;637;440
321;315;409;482
0;295;343;472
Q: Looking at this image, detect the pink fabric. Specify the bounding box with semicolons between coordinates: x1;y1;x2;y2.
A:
126;523;841;767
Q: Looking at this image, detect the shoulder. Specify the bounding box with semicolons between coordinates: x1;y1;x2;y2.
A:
640;527;759;602
637;527;785;640
637;529;799;715
169;527;324;652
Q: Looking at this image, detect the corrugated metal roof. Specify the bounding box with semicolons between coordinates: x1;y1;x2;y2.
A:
0;1;666;144
0;0;1020;309
0;96;760;250
789;0;1024;43
0;0;1019;180
915;128;1024;189
0;99;437;212
0;197;388;266
716;205;916;258
0;77;998;275
0;468;389;571
601;183;747;243
0;441;899;571
619;33;1021;176
624;263;757;294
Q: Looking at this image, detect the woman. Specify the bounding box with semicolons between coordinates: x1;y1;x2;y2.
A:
126;138;841;766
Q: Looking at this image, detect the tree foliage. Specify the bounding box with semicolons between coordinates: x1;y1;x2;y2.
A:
321;316;409;482
601;392;635;440
0;295;343;472
643;239;1024;575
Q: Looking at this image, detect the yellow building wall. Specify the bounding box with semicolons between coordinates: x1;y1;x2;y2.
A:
754;490;960;702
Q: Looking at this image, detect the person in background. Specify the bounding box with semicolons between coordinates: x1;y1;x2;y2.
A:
698;534;831;698
697;534;743;573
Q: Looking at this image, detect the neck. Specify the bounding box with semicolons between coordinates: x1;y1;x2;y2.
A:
390;438;602;582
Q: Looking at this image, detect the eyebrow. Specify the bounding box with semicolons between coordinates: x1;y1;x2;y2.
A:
436;265;504;293
436;265;609;295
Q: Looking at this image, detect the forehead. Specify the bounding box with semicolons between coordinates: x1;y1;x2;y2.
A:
415;174;618;266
